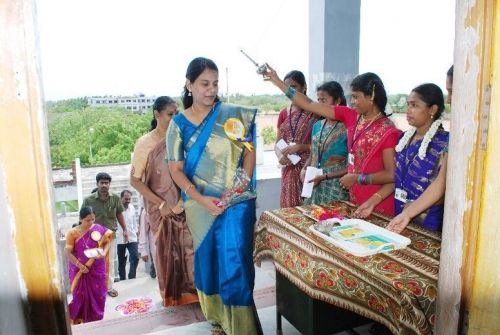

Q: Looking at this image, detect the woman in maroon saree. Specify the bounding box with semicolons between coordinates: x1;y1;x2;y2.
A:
275;70;320;208
66;206;113;324
131;96;198;306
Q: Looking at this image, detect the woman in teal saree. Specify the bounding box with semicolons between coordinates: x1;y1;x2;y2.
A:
167;57;262;335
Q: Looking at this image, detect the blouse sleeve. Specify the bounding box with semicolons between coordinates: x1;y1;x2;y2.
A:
166;120;184;161
277;108;288;128
334;106;358;127
131;138;148;179
380;128;401;150
65;230;76;250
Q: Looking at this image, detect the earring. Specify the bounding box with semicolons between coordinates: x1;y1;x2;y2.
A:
430;114;434;119
188;91;192;97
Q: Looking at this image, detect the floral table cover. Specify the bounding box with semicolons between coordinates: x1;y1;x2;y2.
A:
253;201;441;335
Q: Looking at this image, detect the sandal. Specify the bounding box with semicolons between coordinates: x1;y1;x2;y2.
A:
107;289;118;297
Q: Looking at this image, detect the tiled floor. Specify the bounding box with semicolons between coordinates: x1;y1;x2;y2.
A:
72;259;375;335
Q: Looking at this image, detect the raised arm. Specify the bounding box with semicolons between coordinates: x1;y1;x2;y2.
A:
263;64;338;120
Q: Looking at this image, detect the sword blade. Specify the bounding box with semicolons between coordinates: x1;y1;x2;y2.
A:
240;49;259;67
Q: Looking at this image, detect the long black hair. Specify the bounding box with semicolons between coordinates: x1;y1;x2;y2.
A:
350;72;388;115
182;57;220;109
150;96;176;131
412;83;445;119
316;81;347;106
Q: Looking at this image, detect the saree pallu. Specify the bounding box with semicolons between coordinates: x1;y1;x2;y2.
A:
347;116;400;216
144;139;198;306
395;129;449;231
278;107;320;208
304;119;349;205
68;224;112;323
166;102;262;335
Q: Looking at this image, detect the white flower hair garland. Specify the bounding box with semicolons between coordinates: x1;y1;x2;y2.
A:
396;118;443;159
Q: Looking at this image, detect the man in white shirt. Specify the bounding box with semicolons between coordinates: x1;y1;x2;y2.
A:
117;190;139;280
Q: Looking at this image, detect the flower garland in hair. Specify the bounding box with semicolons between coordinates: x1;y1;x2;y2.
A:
396;118;443;159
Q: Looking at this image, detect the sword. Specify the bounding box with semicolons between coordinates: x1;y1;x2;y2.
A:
240;49;267;74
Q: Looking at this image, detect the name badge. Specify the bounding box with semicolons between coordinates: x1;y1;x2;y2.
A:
395;188;408;203
348;153;355;166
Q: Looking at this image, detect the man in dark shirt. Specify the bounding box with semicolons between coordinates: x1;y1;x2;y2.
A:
82;172;128;297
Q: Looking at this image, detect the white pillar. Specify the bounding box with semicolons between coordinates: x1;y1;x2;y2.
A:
75;158;83;209
309;0;360;94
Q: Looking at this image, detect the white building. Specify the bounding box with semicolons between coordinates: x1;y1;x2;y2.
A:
87;95;156;113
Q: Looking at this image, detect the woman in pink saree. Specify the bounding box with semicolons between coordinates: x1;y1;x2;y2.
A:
66;206;113;324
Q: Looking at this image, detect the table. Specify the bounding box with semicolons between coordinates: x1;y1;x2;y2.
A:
253;201;441;335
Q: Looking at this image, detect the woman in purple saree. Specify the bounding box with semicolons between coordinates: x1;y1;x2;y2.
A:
66;206;113;324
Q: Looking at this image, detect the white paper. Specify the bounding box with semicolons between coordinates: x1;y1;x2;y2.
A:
83;248;104;258
275;139;301;165
301;166;323;198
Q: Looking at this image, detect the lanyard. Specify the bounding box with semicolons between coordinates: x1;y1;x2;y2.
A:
317;120;339;168
288;106;304;142
350;114;384;150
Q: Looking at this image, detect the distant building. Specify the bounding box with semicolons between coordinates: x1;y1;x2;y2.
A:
87;94;156;113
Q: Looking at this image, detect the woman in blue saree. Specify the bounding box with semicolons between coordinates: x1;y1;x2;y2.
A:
167;57;262;335
387;83;449;233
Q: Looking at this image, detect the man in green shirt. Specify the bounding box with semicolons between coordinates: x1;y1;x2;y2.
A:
82;172;128;297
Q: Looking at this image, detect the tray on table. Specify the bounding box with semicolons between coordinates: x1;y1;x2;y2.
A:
309;218;411;257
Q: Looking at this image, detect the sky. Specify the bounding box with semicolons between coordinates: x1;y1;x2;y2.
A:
36;0;455;101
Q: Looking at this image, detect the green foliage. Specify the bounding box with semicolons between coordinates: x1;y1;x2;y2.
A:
48;105;150;167
54;200;79;214
47;93;421;168
224;94;289;112
261;126;277;145
46;98;88;113
387;94;408;113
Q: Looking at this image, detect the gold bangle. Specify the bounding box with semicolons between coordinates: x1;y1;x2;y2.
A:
184;184;194;193
158;201;166;210
373;192;383;200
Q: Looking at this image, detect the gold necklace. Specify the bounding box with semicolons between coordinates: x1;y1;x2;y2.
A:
362;111;382;122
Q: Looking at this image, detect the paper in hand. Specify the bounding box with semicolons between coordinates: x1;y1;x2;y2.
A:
275;139;301;165
301;166;323;198
84;248;104;258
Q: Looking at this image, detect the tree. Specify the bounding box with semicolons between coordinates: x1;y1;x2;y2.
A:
261;126;277;145
48;105;150;167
